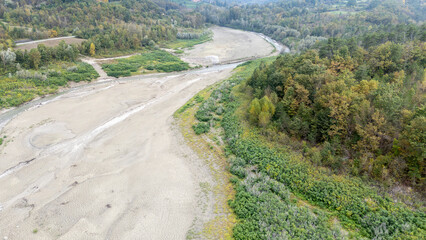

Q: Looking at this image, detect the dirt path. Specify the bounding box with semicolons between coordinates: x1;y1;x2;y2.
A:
0;27;273;240
81;53;140;81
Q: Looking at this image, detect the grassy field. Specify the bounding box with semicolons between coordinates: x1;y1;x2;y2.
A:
0;62;98;109
163;32;212;50
101;50;190;77
94;49;145;58
169;0;200;9
15;37;86;50
185;58;425;239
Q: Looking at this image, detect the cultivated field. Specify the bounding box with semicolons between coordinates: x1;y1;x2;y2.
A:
15;37;86;50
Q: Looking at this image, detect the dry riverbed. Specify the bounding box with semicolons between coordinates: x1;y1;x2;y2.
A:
0;27;275;239
182;26;275;66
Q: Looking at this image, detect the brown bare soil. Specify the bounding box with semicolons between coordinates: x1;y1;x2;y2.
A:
15;37;86;50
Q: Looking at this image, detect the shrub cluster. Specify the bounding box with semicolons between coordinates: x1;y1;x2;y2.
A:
0;62;98;108
102;50;190;77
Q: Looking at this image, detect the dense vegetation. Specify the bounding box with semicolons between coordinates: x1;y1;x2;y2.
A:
102;50;190;77
0;0;205;51
0;37;98;108
191;57;425;239
245;37;425;189
199;0;425;52
0;62;98;108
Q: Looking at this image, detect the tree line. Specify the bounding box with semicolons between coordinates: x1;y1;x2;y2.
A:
246;33;425;188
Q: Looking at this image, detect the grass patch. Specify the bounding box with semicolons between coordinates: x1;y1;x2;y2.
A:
102;50;190;77
164;32;212;50
94;49;145;58
169;0;199;9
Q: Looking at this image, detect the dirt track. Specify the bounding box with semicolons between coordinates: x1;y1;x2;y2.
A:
0;27;274;239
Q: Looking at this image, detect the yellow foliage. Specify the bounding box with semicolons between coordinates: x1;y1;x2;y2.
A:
49;29;58;38
351;79;378;95
89;43;96;57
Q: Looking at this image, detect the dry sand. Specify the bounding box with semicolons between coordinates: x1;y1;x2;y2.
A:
0;27;274;239
182;26;275;66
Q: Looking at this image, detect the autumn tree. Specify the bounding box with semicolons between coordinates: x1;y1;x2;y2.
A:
249;96;275;127
248;98;261;123
49;29;58;38
29;49;41;69
89;43;96;57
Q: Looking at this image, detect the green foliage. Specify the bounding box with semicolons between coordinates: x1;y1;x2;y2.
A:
248;98;261;123
2;0;206;55
192;122;210;135
211;59;426;239
194;95;204;103
191;57;277;136
248;92;276;127
102;50;190;77
29;49;41;70
230;171;343;240
245;39;425;187
0;62;98;108
165;31;212;49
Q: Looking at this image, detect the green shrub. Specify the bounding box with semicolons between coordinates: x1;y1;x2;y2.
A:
102;50;190;77
0;62;98;109
192;122;210;135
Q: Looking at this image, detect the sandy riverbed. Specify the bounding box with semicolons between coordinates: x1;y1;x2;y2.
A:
182;26;275;66
0;27;274;239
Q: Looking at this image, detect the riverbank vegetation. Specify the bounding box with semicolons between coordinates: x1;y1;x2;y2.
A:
102;50;190;77
0;62;98;108
163;30;212;50
190;55;425;239
0;39;98;108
